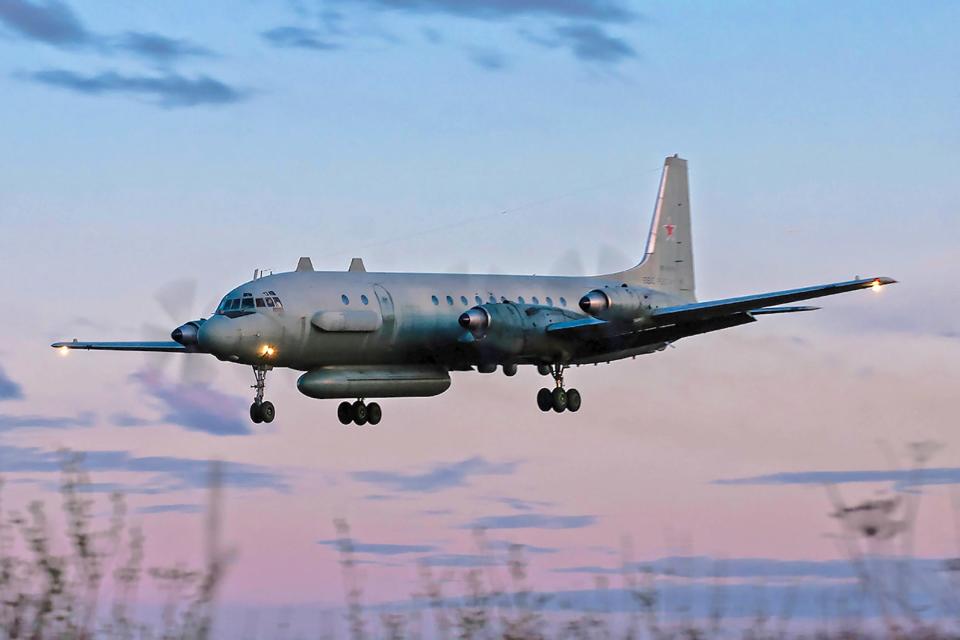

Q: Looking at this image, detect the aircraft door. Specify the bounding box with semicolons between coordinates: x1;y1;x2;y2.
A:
373;284;396;340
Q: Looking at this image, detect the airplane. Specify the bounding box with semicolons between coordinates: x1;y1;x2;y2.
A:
52;155;895;426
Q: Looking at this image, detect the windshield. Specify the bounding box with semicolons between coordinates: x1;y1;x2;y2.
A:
216;291;284;317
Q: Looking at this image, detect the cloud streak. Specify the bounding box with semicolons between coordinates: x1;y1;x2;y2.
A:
465;513;597;530
715;467;960;489
0;411;93;430
261;26;340;51
317;539;439;555
114;31;214;65
0;366;23;400
0;0;90;47
346;0;635;23
24;70;247;108
0;444;287;492
351;456;519;493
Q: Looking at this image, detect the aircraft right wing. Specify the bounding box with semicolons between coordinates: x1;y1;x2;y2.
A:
52;340;187;352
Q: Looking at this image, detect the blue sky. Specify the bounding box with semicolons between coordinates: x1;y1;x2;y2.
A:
0;0;958;631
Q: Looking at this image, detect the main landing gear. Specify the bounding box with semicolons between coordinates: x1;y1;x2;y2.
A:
249;365;275;424
536;363;582;414
337;400;382;426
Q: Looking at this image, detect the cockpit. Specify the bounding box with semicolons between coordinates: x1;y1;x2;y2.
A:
216;291;284;318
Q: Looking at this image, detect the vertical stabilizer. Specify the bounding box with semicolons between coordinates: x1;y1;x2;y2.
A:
608;155;695;302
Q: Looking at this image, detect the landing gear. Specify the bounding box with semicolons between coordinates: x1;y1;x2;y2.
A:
536;363;582;414
338;399;382;425
249;365;275;424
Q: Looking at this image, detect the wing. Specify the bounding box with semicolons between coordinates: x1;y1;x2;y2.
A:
649;277;895;326
547;276;895;343
52;340;187;352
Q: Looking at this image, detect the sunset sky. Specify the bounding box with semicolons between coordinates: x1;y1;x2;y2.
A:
0;0;958;634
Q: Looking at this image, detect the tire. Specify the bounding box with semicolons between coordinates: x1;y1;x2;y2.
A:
337;402;353;425
250;402;263;424
537;364;551;376
502;363;518;377
537;388;553;412
352;400;368;426
551;387;567;413
367;402;382;425
566;388;581;413
260;401;276;423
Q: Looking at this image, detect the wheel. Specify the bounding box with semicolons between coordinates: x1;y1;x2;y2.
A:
352;400;368;425
502;363;518;377
367;402;382;425
337;402;353;425
566;388;581;412
250;402;264;424
537;364;551;376
537;388;553;412
260;401;275;423
551;387;567;413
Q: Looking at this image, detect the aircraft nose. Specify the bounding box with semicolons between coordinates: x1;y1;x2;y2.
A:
197;315;239;356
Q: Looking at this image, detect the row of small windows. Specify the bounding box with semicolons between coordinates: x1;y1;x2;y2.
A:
430;294;566;308
340;294;369;306
338;293;568;308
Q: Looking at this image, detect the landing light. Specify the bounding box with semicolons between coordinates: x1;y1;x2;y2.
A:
58;346;69;357
871;278;882;292
260;345;276;357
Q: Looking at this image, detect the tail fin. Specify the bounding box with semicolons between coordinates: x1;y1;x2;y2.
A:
608;155;696;302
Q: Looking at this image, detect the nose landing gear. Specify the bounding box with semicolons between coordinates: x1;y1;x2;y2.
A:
536;364;581;414
249;365;275;424
338;400;382;426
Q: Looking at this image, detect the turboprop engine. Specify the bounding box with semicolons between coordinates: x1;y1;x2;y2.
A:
578;286;652;322
458;302;583;360
170;319;207;349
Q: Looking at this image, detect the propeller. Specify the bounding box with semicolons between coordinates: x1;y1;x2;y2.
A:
143;278;219;385
549;245;633;277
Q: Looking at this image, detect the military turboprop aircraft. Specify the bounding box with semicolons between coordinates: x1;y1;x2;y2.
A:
52;155;895;426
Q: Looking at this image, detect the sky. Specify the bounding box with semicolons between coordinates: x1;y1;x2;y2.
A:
0;0;958;634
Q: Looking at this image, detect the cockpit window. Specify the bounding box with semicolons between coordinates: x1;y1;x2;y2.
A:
256;298;265;307
265;297;275;307
241;298;255;309
273;297;283;309
229;299;241;310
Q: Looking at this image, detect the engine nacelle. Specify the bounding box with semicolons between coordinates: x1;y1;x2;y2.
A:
460;303;582;359
579;286;651;322
171;319;207;348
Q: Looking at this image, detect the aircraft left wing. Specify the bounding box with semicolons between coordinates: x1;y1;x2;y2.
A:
51;340;187;352
546;276;894;342
649;277;895;326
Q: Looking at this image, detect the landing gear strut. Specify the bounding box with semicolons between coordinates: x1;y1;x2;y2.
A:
537;363;581;414
249;365;275;424
338;399;382;426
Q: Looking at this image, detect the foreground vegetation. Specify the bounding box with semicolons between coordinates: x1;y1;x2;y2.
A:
0;450;956;639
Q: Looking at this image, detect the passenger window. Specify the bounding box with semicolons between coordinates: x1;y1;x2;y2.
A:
265;297;275;307
488;295;496;304
446;295;453;306
475;295;482;305
518;296;525;304
559;297;567;307
341;294;350;305
361;294;369;305
255;298;265;307
531;296;539;305
242;298;255;309
460;296;468;306
431;295;439;305
546;297;553;306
